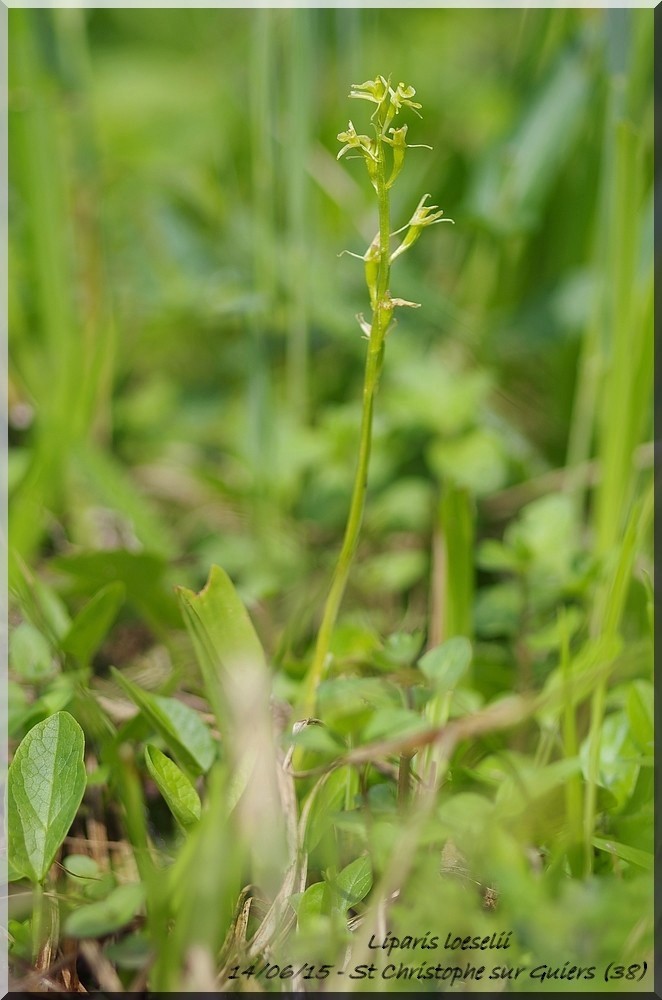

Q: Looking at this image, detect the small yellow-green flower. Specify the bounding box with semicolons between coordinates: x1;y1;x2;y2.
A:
349;76;390;107
337;121;378;161
389;82;422;117
390;193;454;262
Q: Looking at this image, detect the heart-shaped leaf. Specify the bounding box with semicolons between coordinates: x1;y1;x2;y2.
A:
8;711;86;883
144;745;201;829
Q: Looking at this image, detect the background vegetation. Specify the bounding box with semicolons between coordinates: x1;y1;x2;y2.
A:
8;8;653;993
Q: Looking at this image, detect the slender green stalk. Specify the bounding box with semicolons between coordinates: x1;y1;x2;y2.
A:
301;135;391;717
299;76;451;718
31;880;46;962
560;609;583;877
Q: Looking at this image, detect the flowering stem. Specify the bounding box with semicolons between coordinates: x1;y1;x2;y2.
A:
300;133;391;718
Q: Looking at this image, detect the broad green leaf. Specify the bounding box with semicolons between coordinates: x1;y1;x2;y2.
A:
8;860;24;883
61;582;126;665
361;707;427;744
505;493;578;583
144;745;201;829
333;855;373;913
357;549;427;595
372;630;424;669
64;882;145;938
63;855;115;900
296;882;326;928
62;855;100;880
580;710;640;808
176;564;266;731
8;711;86;883
418;637;472;692
10;622;54;682
111;668;215;776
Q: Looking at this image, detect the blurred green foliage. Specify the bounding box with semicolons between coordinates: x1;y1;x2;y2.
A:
8;7;653;994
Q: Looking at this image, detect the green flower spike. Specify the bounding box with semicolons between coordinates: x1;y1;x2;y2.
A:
302;74;451;721
390;193;454;263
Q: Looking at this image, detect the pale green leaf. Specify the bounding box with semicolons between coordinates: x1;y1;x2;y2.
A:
296;882;325;928
111;668;215;776
10;622;54;682
333;855;372;913
8;711;86;883
361;707;426;743
64;882;145;938
62;855;100;880
144;745;201;829
418;637;472;692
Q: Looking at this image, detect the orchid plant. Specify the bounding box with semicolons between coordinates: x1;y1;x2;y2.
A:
301;76;453;716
